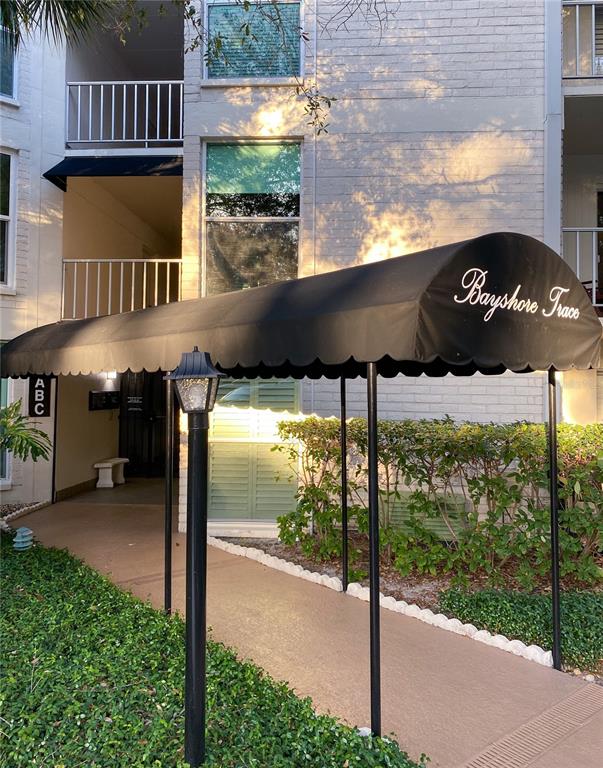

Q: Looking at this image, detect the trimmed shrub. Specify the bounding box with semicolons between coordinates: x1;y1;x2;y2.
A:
275;418;603;587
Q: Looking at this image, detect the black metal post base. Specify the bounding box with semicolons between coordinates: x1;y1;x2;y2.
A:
185;411;209;766
340;377;349;592
164;378;174;615
367;363;381;736
547;369;562;671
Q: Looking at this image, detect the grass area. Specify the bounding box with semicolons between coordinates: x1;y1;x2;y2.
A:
0;535;425;768
439;589;603;673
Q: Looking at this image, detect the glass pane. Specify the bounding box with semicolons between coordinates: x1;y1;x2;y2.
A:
206;221;298;295
207;143;300;217
0;220;7;284
207;2;300;78
0;153;10;217
0;33;15;97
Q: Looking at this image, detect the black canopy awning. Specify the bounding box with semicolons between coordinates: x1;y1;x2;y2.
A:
43;155;183;191
2;232;601;379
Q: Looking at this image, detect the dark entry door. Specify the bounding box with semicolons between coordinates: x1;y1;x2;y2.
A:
119;371;166;476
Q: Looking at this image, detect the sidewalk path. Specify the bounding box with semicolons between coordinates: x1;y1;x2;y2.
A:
18;500;603;768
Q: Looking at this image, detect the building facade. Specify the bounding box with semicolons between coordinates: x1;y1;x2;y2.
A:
1;1;602;534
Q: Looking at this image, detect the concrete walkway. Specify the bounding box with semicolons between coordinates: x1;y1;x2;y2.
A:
17;498;603;768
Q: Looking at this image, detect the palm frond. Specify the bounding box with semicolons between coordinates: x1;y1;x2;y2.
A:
1;0;117;49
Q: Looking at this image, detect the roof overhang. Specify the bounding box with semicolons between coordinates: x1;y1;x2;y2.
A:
43;155;183;191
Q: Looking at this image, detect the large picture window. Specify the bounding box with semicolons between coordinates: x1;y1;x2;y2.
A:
206;2;301;79
0;152;14;287
204;142;300;295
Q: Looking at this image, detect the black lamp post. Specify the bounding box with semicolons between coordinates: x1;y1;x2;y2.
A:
166;347;223;767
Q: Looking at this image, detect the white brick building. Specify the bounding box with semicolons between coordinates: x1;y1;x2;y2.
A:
1;1;602;533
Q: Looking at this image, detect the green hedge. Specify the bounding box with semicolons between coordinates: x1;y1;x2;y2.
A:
275;418;603;588
439;589;603;671
0;535;424;768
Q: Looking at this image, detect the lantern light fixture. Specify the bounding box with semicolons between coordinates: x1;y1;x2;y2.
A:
165;347;224;415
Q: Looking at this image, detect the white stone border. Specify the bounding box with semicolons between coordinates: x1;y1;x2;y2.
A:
209;537;554;668
0;501;51;531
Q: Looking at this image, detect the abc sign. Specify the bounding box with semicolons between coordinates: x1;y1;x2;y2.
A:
28;376;51;418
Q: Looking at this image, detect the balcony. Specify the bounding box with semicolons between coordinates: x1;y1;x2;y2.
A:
62;258;182;319
561;228;603;311
563;2;603;78
65;81;184;151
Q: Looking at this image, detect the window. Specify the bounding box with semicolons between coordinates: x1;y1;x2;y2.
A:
204;142;300;295
0;152;15;288
0;30;16;99
206;2;301;79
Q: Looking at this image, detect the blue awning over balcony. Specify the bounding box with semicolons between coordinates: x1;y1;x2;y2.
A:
43;155;183;191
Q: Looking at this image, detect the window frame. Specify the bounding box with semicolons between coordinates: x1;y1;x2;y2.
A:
201;138;302;297
0;28;19;104
0;149;17;293
202;0;305;85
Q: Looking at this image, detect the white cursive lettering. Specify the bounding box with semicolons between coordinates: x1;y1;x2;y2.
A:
454;269;580;323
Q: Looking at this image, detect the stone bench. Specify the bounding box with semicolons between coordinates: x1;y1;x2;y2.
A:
93;458;129;489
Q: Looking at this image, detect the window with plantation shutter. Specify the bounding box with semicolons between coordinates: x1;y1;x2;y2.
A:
209;378;298;520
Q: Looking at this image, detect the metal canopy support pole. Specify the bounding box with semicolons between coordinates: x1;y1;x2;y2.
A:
340;376;349;592
185;411;209;766
164;378;174;615
367;362;381;736
547;369;562;671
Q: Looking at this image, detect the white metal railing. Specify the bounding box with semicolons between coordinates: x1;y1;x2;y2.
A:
563;2;603;77
562;228;603;306
65;81;184;147
62;259;183;319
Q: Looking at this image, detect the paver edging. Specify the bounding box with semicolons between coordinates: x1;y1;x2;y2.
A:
208;537;554;669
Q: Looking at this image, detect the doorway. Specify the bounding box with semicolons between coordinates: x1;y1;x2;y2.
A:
119;371;171;477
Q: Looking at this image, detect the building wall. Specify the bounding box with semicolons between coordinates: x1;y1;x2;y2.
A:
54;375;120;494
1;36;65;503
182;0;549;429
174;0;552;530
302;372;547;423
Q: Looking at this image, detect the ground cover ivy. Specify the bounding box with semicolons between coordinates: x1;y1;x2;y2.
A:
0;535;425;768
439;589;603;672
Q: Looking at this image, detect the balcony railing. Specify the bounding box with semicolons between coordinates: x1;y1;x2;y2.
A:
65;81;184;149
562;228;603;307
62;259;183;319
563;2;603;77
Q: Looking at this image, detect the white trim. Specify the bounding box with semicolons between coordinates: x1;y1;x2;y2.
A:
0;148;17;291
208;520;279;537
64;148;184;158
203;0;304;82
201;77;300;89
